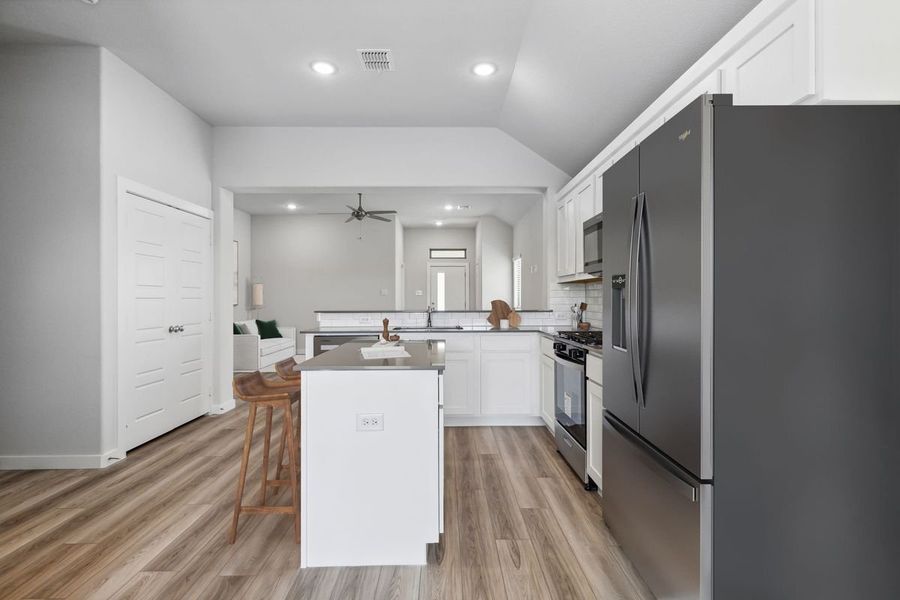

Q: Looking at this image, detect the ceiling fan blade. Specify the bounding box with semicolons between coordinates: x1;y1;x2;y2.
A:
318;212;349;215
367;214;391;223
345;216;356;223
365;210;397;215
345;205;358;211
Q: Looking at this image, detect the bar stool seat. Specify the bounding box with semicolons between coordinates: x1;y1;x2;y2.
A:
274;357;302;382
229;372;300;544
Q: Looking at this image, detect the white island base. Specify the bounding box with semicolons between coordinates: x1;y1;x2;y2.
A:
299;343;444;568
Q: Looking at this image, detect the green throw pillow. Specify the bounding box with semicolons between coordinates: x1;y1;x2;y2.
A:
256;319;282;339
233;323;241;335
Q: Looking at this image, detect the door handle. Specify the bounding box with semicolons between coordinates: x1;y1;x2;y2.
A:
627;193;646;408
168;325;176;333
178;325;185;333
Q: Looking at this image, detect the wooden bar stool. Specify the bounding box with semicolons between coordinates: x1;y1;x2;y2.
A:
274;357;301;382
229;372;300;544
272;358;301;478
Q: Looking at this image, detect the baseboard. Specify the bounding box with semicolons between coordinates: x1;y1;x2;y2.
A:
444;415;546;427
208;398;236;415
0;448;119;470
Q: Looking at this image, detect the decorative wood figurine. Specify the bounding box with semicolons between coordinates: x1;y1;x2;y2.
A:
487;300;515;328
382;318;400;342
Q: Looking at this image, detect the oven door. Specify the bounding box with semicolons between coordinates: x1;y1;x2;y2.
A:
554;353;587;448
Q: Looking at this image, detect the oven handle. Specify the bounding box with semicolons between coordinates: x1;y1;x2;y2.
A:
552;352;586;370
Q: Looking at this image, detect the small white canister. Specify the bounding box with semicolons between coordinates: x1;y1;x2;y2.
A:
499;318;510;329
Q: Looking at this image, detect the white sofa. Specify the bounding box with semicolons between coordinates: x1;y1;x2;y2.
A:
233;320;296;372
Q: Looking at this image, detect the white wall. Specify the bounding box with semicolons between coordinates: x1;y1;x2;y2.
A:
214;127;570;190
0;45;103;462
99;48;213;454
251;215;398;330
513;200;545;309
403;227;476;310
233;208;252;320
0;45;214;466
394;219;404;310
477;216;514;309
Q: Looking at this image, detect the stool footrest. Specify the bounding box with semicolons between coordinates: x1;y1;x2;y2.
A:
267;479;291;487
240;505;295;514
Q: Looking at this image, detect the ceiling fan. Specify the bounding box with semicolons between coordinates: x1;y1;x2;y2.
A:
321;193;397;223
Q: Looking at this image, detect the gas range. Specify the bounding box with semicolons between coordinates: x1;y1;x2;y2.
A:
555;329;603;351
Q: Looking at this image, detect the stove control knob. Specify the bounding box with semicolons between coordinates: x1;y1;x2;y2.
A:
570;348;585;360
553;342;566;352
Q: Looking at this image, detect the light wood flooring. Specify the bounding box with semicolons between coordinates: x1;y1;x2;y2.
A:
0;404;653;599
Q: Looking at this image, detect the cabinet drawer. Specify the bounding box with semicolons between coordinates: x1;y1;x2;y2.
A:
480;334;534;352
540;335;555;357
444;333;475;353
586;353;602;385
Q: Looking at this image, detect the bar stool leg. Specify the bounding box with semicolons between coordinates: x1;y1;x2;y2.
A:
283;400;301;544
229;403;257;544
259;406;273;506
276;421;288;479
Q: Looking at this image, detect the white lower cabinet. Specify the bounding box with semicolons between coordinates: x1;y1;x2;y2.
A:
587;379;603;489
480;352;534;415
443;351;479;415
540;353;555;428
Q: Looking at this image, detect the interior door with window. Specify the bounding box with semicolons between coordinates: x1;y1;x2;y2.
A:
428;263;468;310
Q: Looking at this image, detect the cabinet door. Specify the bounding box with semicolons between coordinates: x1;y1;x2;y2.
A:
575;180;594;273
540;354;555;427
480;352;535;415
587;380;603;489
556;200;568;276
564;196;577;275
442;352;479;415
722;0;815;105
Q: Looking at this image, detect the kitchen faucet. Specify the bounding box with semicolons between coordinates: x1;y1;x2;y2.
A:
426;305;434;328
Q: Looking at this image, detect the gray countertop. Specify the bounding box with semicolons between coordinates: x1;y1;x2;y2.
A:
297;341;446;372
298;325;562;336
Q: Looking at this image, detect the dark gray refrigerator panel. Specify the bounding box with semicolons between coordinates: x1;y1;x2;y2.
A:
603;413;701;600
712;105;900;599
602;146;641;431
634;96;706;478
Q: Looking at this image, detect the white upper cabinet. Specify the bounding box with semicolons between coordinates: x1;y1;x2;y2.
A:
556;180;596;281
575;179;594;271
721;0;815;105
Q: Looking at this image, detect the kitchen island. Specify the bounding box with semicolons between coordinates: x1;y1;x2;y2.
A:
297;341;445;568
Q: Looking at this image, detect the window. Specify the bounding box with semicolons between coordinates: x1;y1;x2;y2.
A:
429;248;466;259
512;256;523;310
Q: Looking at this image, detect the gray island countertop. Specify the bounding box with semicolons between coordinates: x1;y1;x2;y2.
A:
297;341;446;372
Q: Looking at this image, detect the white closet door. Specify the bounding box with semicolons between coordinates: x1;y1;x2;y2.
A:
168;211;211;429
121;193;211;450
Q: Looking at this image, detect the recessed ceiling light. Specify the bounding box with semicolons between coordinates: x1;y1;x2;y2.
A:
444;204;454;211
80;0;99;4
286;203;298;210
311;61;336;75
435;221;444;227
472;62;497;77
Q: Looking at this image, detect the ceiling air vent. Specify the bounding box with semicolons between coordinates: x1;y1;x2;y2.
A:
357;49;394;72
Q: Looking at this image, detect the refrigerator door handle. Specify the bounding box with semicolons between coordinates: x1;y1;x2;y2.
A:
628;193;646;408
605;414;698;503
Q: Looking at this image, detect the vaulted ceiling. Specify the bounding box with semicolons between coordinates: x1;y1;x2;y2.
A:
0;0;760;176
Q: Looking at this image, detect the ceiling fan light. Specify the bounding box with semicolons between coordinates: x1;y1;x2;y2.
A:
286;203;298;210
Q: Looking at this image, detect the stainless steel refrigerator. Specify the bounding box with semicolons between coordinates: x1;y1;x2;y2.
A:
602;94;900;600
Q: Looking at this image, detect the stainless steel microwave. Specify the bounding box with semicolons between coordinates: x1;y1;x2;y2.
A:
583;213;602;274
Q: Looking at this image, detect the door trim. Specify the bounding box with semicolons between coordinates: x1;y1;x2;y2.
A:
115;177;214;460
425;260;470;310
